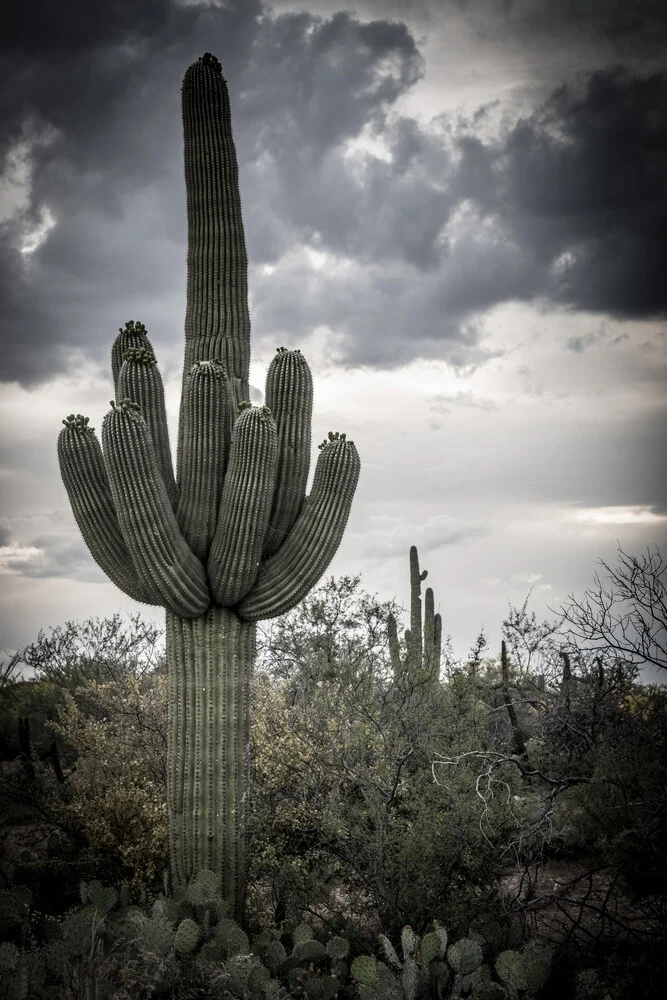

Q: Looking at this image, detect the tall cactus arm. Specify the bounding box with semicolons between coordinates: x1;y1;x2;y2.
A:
387;612;403;677
117;346;179;509
423;586;443;680
263;347;313;557
177;359;234;560
57;415;158;605
111;320;153;388
424;586;435;675
102;399;210;617
408;545;427;666
180;51;250;423
434;609;442;675
207;405;278;605
237;433;360;621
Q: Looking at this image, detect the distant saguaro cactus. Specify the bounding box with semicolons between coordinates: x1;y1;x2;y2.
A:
388;546;442;683
57;52;360;918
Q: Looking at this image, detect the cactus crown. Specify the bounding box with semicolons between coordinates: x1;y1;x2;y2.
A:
191;359;227;379
122;346;156;365
108;398;142;417
199;52;222;75
62;413;93;433
318;431;352;450
118;320;147;337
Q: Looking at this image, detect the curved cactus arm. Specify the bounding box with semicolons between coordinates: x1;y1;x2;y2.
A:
117;346;179;509
58;415;158;605
207;405;278;605
177;359;234;560
424;586;439;678
263;347;313;557
102;399;210;617
424;587;442;680
179;52;250;435
111;320;153;388
237;433;360;621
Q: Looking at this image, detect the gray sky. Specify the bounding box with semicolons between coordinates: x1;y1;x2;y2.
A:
1;0;666;669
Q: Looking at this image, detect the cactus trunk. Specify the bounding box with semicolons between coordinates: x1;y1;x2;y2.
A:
167;606;255;917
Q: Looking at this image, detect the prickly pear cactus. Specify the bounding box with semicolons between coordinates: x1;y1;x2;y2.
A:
82;879;118;915
351;955;379;986
293;939;327;963
214;918;250;958
138;915;175;957
174;917;201;954
495;945;550;995
326;936;350;960
379;933;402;970
447;938;482;977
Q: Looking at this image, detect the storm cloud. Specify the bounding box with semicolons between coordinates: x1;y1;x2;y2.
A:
2;0;666;383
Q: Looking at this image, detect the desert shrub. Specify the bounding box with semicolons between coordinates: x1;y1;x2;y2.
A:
0;615;170;896
249;579;517;938
45;668;169;895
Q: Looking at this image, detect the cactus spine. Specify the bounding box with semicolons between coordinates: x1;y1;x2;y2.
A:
57;52;360;919
388;546;442;684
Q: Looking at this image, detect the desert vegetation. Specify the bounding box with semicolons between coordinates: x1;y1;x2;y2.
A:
0;544;665;998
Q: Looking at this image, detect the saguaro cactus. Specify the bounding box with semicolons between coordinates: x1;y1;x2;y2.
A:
57;52;360;918
387;545;442;683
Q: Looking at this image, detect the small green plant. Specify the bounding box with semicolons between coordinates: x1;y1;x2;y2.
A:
350;925;551;999
0;871;552;1000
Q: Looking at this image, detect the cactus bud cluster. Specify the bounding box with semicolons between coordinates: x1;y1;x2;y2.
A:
318;430;351;450
62;413;92;432
122;345;156;365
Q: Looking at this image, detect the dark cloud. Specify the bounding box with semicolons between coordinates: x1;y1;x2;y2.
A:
496;67;667;318
451;0;667;66
0;1;426;384
245;59;667;367
4;0;184;58
0;0;261;384
1;0;666;385
280;1;667;68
